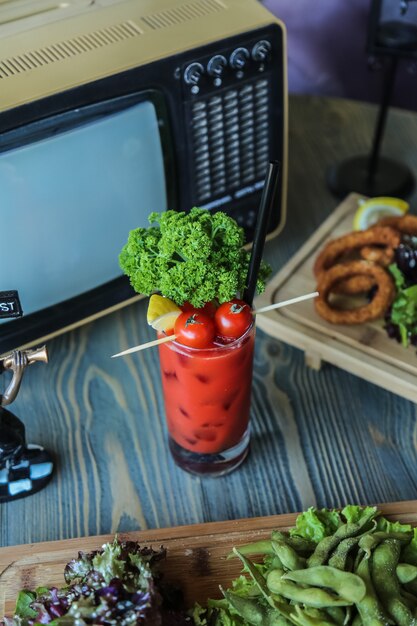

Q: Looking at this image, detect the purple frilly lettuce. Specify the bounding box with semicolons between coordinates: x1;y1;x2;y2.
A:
2;538;193;626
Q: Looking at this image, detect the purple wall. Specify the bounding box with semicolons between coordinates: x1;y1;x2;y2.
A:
263;0;417;111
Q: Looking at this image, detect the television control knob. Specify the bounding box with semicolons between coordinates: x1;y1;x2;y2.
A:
207;54;227;77
229;47;250;70
184;62;204;85
252;40;272;62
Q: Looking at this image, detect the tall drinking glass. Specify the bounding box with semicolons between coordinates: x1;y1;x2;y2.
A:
158;322;255;476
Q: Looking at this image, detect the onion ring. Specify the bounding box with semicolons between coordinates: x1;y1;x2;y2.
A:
315;261;395;325
332;275;376;295
313;226;400;277
360;245;394;266
376;214;417;236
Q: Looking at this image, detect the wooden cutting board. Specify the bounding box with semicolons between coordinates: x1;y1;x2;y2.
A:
255;192;417;403
1;501;417;619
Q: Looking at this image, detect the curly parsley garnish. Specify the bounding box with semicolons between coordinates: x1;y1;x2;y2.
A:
119;208;271;308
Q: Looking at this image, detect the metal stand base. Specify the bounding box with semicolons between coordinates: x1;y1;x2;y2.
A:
0;444;54;503
0;406;54;502
327;155;415;199
327;55;415;201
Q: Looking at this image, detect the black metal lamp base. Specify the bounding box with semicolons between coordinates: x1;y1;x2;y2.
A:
0;406;54;503
327;156;415;199
0;444;54;503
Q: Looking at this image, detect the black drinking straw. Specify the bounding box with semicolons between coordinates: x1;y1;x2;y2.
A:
243;160;281;307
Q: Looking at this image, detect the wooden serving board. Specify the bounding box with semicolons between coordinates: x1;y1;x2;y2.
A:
1;501;417;619
255;192;417;404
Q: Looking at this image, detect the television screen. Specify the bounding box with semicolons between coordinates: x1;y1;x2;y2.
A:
0;97;168;322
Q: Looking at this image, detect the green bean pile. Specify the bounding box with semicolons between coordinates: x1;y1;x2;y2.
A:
193;505;417;626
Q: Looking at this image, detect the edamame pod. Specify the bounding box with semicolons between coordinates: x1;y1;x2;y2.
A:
232;547;296;621
271;539;306;571
289;604;338;626
221;590;269;625
359;532;413;559
266;612;294;626
308;510;377;568
232;548;273;602
227;540;277;559
328;536;361;570
267;570;352;608
282;566;366;603
271;531;316;555
328;524;376;570
371;539;417;626
359;535;380;559
354;553;392;626
397;563;417;584
325;606;346;625
223;591;293;625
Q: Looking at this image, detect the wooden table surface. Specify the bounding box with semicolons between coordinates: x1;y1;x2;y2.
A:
2;95;417;548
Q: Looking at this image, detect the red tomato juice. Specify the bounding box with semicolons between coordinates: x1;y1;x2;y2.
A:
158;323;255;455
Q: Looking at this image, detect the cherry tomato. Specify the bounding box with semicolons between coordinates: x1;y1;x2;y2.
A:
181;301;217;318
214;299;253;339
174;311;216;348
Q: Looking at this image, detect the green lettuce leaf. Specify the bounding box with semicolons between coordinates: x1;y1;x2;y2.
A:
192;600;246;625
15;591;37;619
289;507;342;543
341;505;378;524
375;517;412;534
388;264;417;347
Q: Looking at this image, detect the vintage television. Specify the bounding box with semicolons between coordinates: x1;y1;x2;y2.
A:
0;0;287;353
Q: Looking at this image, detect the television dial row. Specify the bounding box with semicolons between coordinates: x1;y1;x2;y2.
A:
183;40;272;86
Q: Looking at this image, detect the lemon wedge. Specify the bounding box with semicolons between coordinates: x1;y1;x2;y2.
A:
147;294;181;331
149;311;181;332
353;196;409;230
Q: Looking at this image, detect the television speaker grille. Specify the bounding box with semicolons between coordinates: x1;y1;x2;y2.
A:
189;77;270;205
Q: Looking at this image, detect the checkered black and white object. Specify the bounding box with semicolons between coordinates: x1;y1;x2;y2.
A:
0;444;53;503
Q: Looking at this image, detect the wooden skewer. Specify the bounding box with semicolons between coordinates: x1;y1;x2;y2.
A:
254;291;319;314
111;291;319;358
111;333;175;358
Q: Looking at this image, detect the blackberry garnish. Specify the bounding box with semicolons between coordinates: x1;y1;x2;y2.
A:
394;235;417;283
384;306;402;344
385;236;417;349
